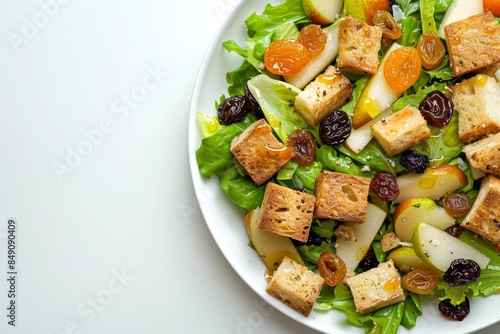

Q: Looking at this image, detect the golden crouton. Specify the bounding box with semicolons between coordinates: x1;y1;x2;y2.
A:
230;119;294;185
346;259;405;314
257;182;316;242
381;232;401;253
371;105;431;156
266;256;325;317
314;170;371;224
337;17;383;75
444;11;500;77
461;175;500;243
463;131;500;176
294;66;352;127
450;74;500;143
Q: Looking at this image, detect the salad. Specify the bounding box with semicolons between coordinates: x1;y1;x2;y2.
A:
195;0;500;333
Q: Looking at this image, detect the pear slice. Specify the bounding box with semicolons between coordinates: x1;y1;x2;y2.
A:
395;165;468;203
284;22;339;89
302;0;344;25
437;0;484;39
413;223;490;272
387;246;434;272
244;208;304;272
351;42;403;129
335;203;387;271
393;198;455;242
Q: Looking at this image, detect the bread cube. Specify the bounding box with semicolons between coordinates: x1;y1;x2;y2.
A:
257;182;316;242
463;131;500;176
230;119;294;185
337;17;383;75
294;66;352;127
314;170;370;224
371;105;431;156
381;232;401;253
266;256;325;317
444;12;500;77
450;74;500;143
461;175;500;243
346;259;405;314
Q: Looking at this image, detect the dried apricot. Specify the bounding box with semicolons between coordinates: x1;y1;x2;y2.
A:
264;39;311;76
384;46;422;92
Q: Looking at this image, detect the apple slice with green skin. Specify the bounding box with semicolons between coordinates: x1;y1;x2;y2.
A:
351;43;403;130
387;246;435;273
344;107;391;153
335;203;387;272
302;0;344;25
244;208;304;271
284;22;339;89
437;0;484;39
343;0;389;25
395;165;468;203
393;198;456;242
413;223;490;272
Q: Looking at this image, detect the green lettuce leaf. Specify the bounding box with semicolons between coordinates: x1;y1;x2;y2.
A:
247;74;307;142
218;166;265;212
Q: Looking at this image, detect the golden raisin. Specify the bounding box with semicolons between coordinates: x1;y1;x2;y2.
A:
298;24;327;56
402;269;439;294
417;31;445;70
318;252;347;286
443;193;471;218
373;11;402;41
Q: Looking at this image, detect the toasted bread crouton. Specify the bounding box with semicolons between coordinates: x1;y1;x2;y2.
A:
381;232;401;253
450;74;500;143
337;17;383;75
371;105;431;156
294;66;352;127
314;170;370;224
346;259;405;314
257;182;316;242
444;12;500;77
461;175;500;243
230;119;294;185
463;131;500;176
266;256;325;317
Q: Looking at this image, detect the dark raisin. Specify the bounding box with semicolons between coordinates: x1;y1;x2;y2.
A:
292;229;324;247
319;111;351;146
418;90;454;127
287;129;317;166
443;193;471;218
218;95;249;125
399;150;429;174
443;259;481;287
438;297;470;321
359;248;379;272
244;83;264;118
370;172;400;202
445;225;464;238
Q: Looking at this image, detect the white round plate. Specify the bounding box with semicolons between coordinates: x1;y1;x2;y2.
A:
188;1;500;333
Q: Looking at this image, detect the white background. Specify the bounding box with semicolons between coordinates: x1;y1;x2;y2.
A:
0;0;499;333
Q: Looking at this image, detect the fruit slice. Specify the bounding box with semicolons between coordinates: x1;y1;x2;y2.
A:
393;198;456;242
437;0;484;39
351;42;403;129
413;223;490;272
284;22;339;89
302;0;344;25
244;208;304;271
395;165;468;203
343;0;389;25
387;246;434;272
344;107;391;153
335;203;387;271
